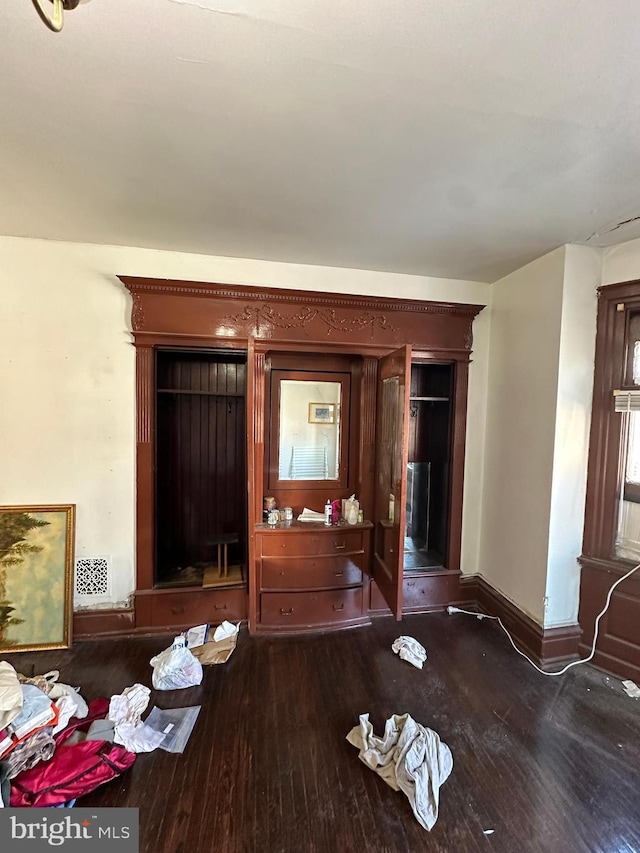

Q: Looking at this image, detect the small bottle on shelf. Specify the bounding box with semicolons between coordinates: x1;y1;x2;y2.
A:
324;499;332;525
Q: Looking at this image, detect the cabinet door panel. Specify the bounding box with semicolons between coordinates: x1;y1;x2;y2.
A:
373;345;412;619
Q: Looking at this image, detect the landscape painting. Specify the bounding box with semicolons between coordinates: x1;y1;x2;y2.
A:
0;505;75;653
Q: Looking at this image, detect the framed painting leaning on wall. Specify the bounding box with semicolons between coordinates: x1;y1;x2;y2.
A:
0;504;75;653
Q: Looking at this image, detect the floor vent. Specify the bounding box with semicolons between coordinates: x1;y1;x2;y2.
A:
75;557;111;598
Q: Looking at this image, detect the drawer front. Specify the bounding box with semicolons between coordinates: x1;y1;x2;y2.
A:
261;556;363;590
260;529;364;558
260;587;363;628
403;574;458;611
150;588;246;627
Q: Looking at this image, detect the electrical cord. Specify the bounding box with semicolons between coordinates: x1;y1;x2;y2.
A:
446;562;640;676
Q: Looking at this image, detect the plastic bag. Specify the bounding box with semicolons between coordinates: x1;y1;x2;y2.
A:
150;636;203;691
144;705;201;753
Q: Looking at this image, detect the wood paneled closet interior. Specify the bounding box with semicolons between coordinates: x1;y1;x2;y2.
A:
121;277;483;634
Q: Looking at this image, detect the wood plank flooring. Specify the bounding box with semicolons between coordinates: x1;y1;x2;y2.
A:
7;612;640;853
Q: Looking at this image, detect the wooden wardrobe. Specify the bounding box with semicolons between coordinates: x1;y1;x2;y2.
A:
121;277;483;634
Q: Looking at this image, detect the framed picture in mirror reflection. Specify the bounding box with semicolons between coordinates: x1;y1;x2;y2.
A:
308;403;336;425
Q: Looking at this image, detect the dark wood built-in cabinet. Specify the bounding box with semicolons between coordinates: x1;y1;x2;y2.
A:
256;521;372;633
121;277;483;634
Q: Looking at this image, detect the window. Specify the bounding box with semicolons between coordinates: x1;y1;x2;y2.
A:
582;284;640;563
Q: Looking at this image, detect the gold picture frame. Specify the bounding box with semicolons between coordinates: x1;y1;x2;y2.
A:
0;504;75;653
308;402;336;424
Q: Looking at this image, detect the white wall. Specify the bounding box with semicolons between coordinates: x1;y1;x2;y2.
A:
544;245;600;626
478;244;601;627
602;235;640;284
479;248;566;624
0;236;490;608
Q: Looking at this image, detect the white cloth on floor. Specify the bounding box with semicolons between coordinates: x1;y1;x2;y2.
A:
109;683;150;727
392;636;427;669
346;713;453;831
108;683;164;753
113;721;165;753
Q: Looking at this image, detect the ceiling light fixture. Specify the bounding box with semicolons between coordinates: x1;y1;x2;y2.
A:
32;0;91;32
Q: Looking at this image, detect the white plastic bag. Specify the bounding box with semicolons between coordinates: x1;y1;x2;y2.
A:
150;636;203;690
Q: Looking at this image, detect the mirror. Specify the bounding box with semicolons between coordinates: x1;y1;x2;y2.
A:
278;380;342;480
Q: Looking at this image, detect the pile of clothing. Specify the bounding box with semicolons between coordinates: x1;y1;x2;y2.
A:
0;661;135;808
1;663;84;778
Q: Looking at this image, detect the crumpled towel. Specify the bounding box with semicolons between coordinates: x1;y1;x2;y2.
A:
108;684;165;753
346;713;453;831
392;636;427;669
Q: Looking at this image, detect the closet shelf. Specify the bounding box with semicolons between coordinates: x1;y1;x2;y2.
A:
409;396;449;402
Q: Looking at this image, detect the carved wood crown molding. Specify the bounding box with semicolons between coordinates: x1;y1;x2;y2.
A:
222;303;399;338
118;276;483;319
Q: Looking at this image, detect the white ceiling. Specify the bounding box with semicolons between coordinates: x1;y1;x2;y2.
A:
2;0;640;282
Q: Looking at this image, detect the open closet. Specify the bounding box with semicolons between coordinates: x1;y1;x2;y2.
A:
155;349;247;589
121;277;483;634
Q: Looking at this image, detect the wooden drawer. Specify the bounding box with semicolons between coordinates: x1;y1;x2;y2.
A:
260;587;363;629
261;556;363;590
403;573;458;612
260;529;364;558
149;587;246;627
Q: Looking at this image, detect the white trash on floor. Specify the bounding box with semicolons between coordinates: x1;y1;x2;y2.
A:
150;636;203;690
109;683;165;753
392;636;427;669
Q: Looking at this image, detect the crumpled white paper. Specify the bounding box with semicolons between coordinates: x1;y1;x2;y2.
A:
622;679;640;699
213;620;240;642
392;636;427;669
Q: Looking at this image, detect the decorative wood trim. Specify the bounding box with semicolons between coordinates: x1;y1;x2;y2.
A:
136;346;153;444
222;304;399;340
253;353;265;446
362;358;377;445
131;292;145;331
73;608;136;639
120;277;482;320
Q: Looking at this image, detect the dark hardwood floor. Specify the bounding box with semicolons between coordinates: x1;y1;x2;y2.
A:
8;613;640;853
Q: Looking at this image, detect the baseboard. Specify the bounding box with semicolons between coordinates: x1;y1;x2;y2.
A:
577;644;640;683
73;608;136;639
73;578;583;671
459;575;582;670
